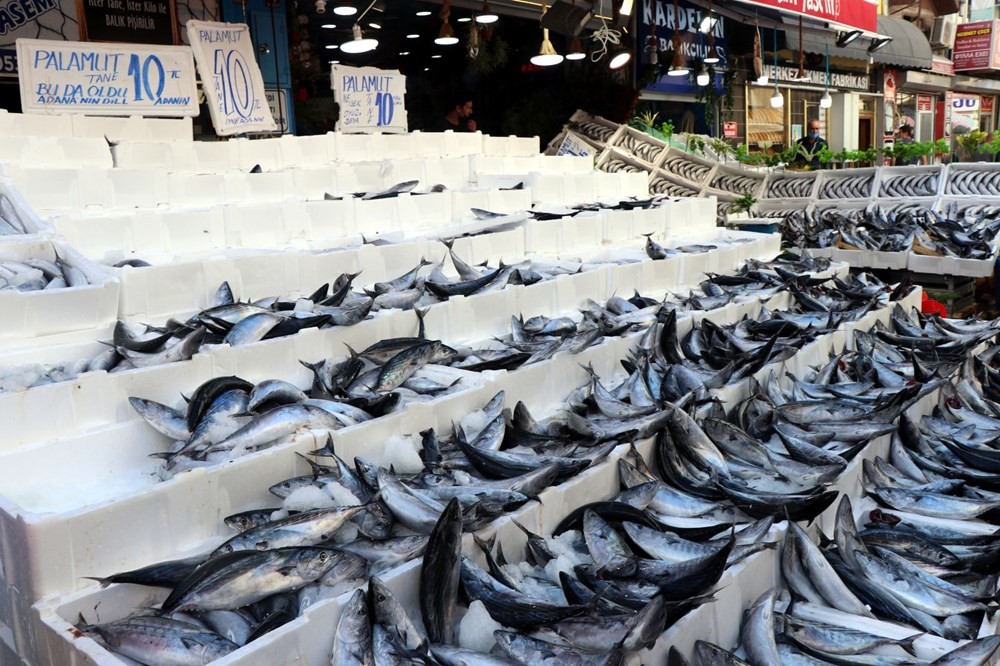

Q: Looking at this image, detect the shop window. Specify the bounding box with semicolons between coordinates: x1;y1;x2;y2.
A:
747;86;785;154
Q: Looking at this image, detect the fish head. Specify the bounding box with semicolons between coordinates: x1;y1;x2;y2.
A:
324;551;369;585
297;547;343;579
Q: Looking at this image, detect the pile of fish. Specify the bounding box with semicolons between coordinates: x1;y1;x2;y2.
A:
764;175;816;199
945;166;1000;196
879;171;940;198
568;120;617;144
615;131;666;163
710;172;764;196
945;201;1000;219
781;207;915;251
0;252;92;291
650;174;701;197
663;155;714;184
817;173;875;200
0;193;27;235
599;158;648;175
912;207;1000;259
750;205;807;220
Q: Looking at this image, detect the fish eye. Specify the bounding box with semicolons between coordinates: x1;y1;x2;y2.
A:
319;551;330;561
282;482;291;489
358;607;368;616
377;593;385;602
224;545;233;553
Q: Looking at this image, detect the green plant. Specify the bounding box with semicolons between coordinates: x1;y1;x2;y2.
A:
686;135;706;155
690;63;739;134
817;146;835;166
932;138;950;155
734;144;765;166
957;130;990;159
732;191;756;214
710;138;734;160
657;119;675;140
629;106;659;130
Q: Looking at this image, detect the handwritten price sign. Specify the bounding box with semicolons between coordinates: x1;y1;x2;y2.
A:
331;64;407;133
186;20;276;136
15;38;198;116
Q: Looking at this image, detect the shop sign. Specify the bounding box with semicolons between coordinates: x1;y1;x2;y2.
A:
917;94;933;112
15;37;197;116
723;121;737;138
187;20;276;136
953;20;998;71
761;64;870;91
736;0;876;34
1;0;81;76
883;69;896;102
953;95;980;111
77;0;177;45
639;0;728;95
931;58;954;76
331;64;407;134
265;88;288;134
982;95;995;113
944;90;954;136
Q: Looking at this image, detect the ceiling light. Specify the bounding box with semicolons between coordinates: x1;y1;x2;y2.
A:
333;4;356;16
757;75;768;85
436;0;459;45
407;33;419;38
699;14;717;33
329;60;340;64
696;67;710;86
868;36;892;52
609;48;631;69
340;23;378;53
436;35;460;45
325;44;339;49
424;67;430;71
477;0;498;23
836;30;862;47
704;44;720;64
530;28;564;66
368;22;381;28
566;36;585;60
400;51;410;55
619;0;634;16
431;54;443;58
770;89;784;108
416;10;432;16
820;91;832;108
666;34;688;76
458;17;471;22
321;23;336;28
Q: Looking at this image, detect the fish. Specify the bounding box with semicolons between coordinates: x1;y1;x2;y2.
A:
85;616;238;664
420;498;463;644
331;589;375;665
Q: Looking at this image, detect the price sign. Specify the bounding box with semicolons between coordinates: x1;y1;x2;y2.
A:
331;64;407;133
723;121;738;138
15;38;198;116
186;20;276;136
556;131;597;157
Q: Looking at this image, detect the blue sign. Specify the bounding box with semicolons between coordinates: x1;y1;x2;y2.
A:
638;0;728;95
0;47;15;76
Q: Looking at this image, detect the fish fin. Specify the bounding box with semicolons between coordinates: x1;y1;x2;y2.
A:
897;634;922;657
308;434;337;458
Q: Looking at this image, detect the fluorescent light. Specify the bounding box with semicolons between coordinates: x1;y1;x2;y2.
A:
400;51;410;55
416;10;431;16
424;67;430;71
868;36;892;52
431;54;443;59
477;13;498;23
699;14;717;33
566;50;586;60
458;17;471;22
836;30;862;47
704;45;720;64
321;23;336;28
407;33;419;38
368;22;381;28
325;44;338;49
333;4;356;15
435;36;459;45
329;60;340;64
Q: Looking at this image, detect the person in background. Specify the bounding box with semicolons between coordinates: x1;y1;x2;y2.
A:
794;118;828;168
895;124;923;166
439;95;477;132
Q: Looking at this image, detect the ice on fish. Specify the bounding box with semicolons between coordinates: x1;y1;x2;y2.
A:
383;435;424;474
283;486;336;512
543;530;592;583
458;600;504;654
459;410;490;441
323;481;362;506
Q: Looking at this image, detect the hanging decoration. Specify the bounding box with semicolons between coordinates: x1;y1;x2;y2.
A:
752;14;764;82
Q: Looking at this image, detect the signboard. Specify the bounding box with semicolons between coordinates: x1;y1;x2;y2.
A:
15;37;198;116
0;48;15;77
761;64;870;91
917;94;933;112
737;0;876;34
953;94;980;111
931;57;954;76
982;95;995;113
265;88;288;133
77;0;177;45
1;0;81;77
970;0;993;22
556;131;598;157
953;20;997;71
639;0;727;96
723;121;737;138
186;20;276;135
331;64;407;134
883;69;897;138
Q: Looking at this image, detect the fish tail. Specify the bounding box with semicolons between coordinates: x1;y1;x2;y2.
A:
81;576;112;589
308;434;337;458
897;634;921;657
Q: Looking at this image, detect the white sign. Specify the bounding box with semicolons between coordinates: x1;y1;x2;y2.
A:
557;131;598;157
265;88;288;134
186;20;276;136
331;64;406;133
15;38;198;116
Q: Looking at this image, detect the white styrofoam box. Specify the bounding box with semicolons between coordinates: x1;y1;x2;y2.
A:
300;198;358;243
221;201;310;249
333;163;384;196
441;130;484;157
660;147;717;186
603;208;640;244
0;136;32;166
750;198;809;219
469;154;539;176
277;134;333;168
109;142;173;170
166;173;227;208
934;195;1000;216
876;164;944;198
523;216;572;254
233;137;284;171
943;161;1000;196
0;239;118;343
485;188;532;213
907;252;995;278
828;247;908;271
3;167;110;212
815;167;877;200
445;227;524;266
706;162;767;199
867;197;936;217
378;133;419;160
5;113;74;138
648;168;703;199
538;154;594;175
610;124;668;167
223;171;295;204
759;170;818;200
413;157;472;191
408;131;446;159
333;133;390;163
0;178;48;237
107;168;169;209
482;135;539;157
189;141;241;173
72;116;193;143
290;167;339;201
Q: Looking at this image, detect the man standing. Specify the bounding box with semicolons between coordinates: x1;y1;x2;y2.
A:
794;118;828;168
894;124;922;165
438;95;477;132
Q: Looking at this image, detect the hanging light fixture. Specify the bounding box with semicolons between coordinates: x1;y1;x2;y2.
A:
341;22;378;52
436;0;460;45
609;47;631;69
770;27;783;108
531;1;564;66
820;43;832;108
567;36;586;60
333;3;357;15
476;0;498;23
699;0;716;34
667;0;688;76
836;30;862;47
696;65;710;86
868;36;892;52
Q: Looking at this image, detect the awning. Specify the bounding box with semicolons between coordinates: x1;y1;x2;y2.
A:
800;15;933;70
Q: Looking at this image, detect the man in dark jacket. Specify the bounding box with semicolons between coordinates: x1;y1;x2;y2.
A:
794;118;828;168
